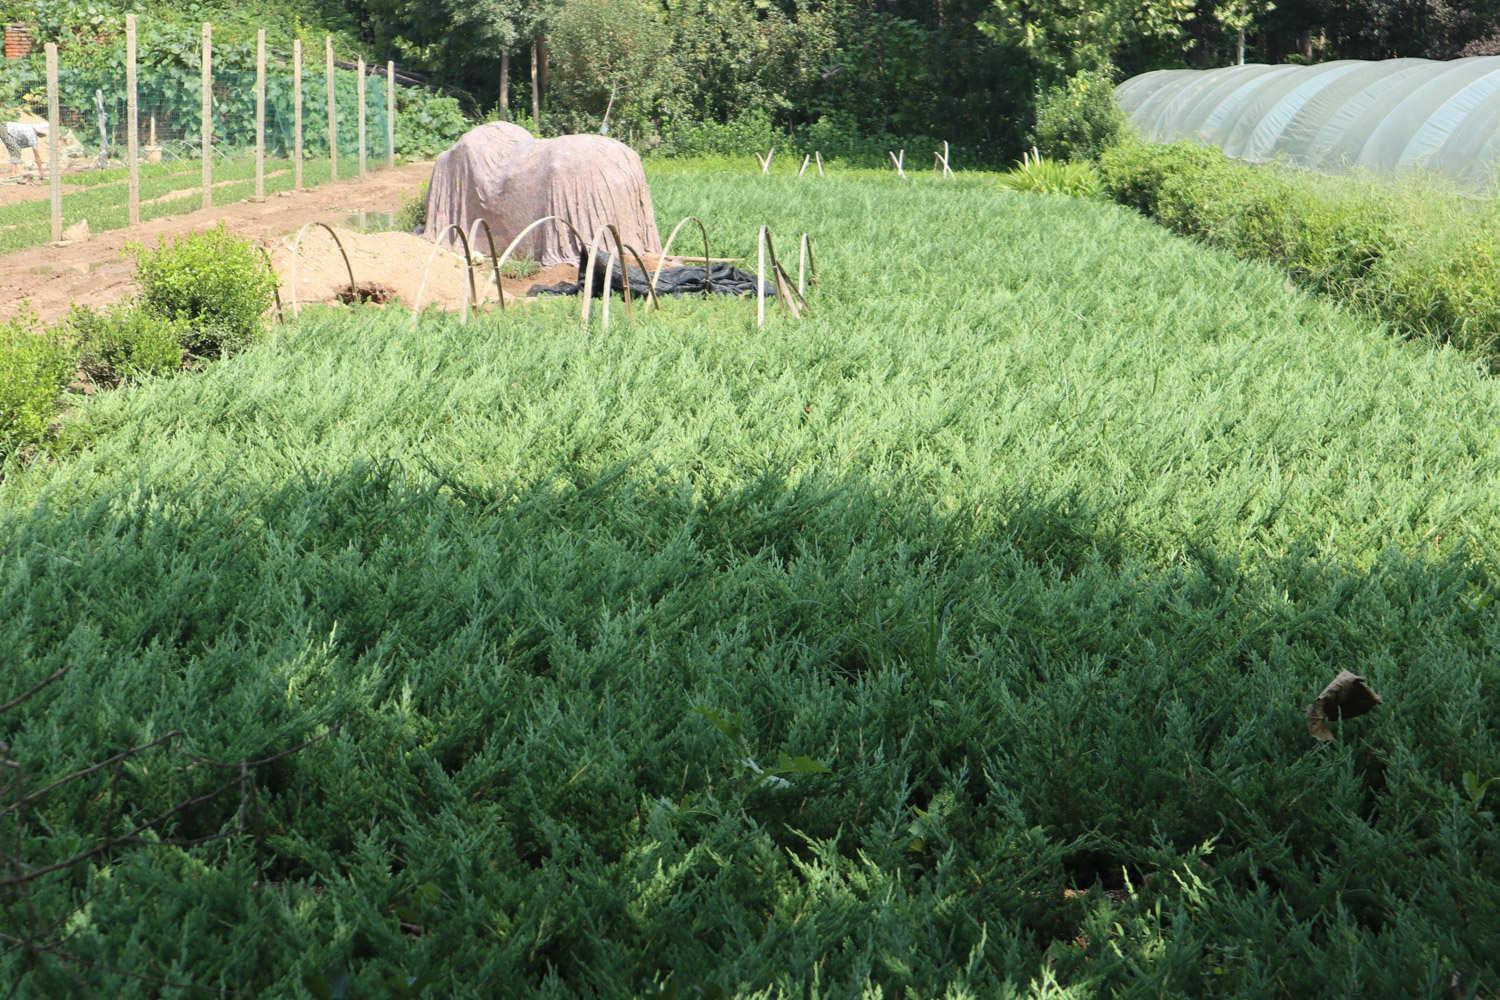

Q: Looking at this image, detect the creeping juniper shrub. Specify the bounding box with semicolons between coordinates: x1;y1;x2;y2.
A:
131;225;277;358
1100;139;1500;364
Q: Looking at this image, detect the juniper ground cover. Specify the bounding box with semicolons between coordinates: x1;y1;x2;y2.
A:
2;166;1498;996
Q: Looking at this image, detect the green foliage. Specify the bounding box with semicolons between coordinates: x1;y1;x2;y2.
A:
546;0;671;138
4;165;1500;994
658;109;783;159
67;304;186;382
132;225;276;356
0;313;73;459
1032;69;1130;162
395;181;428;233
394;92;469;159
1099;139;1500;363
998;154;1104;197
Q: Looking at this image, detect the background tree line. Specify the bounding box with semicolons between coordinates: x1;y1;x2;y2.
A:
8;0;1500;160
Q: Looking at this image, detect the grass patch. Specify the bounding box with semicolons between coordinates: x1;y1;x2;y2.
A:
2;166;1499;995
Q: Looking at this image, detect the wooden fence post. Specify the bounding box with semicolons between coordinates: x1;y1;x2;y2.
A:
126;15;139;226
45;42;60;243
201;22;212;210
325;36;337;182
293;39;303;191
255;29;265;200
386;61;395;168
357;57;366;178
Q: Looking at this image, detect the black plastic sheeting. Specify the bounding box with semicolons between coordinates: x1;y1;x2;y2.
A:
528;250;773;299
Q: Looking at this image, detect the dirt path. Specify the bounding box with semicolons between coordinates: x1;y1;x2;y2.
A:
0;162;433;323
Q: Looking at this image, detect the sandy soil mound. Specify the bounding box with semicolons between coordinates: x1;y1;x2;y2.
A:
270;227;517;313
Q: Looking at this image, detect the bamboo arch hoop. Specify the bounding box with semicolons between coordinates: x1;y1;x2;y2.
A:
409;224;478;330
465;217;506;309
651;215;713;297
286;222;356;318
577;224;660;330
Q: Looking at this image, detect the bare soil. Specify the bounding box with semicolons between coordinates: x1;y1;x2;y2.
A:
0;162;436;324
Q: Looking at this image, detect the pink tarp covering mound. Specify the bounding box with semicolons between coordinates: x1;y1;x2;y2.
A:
423;122;662;267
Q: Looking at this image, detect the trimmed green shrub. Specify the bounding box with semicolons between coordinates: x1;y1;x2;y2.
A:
132;225;277;358
0;313;73;459
1099;139;1500;364
998;155;1103;198
1032;70;1129;162
67;305;186;384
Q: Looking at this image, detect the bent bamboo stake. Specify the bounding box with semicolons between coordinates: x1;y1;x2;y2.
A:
756;225;767;328
256;244;285;324
612;239;661;314
580;224;656;330
799;154;810;177
466;217;505;310
409;224;478;328
815;151;824;177
889;149;906;179
933;140;953;177
762;228;805;320
491;215;588;306
798;233;816;297
755;147;775;174
287;222;357;318
652;215;713;297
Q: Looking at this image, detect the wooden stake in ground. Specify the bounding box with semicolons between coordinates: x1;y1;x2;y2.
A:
293;39;303;190
815;151;824;177
45;42;60;244
201;22;212;210
126;14;139;226
357;57;367;178
530;38;541;129
326;36;337;182
755;147;775;175
889;148;906;179
799;153;810;177
386;61;396;168
934;140;953;177
255;29;266;200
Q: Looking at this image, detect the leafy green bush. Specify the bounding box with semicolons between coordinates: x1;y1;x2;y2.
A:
67;304;186;383
132;225;277;357
1032;70;1129;162
999;154;1103;197
659;110;784;158
0;312;73;458
395;93;470;159
1099;139;1500;362
396;181;429;234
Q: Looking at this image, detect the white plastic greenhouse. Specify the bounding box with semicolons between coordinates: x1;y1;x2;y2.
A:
1116;58;1500;189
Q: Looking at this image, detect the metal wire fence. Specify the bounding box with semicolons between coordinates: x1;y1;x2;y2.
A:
3;18;398;246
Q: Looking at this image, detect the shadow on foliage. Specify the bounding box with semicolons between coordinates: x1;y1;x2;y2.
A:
1;459;1496;996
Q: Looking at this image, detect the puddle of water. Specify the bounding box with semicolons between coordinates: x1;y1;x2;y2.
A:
344;210;400;234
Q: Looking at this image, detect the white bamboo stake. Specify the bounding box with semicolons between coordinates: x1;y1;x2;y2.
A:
46;42;60;243
326;36;337;182
126;15;139;226
815;151;824;177
889;148;906;179
201;22;212;210
755;147;775;174
798;234;808;297
293;40;303;190
799;153;810;177
357;57;367;177
756;225;767;328
255;29;266;200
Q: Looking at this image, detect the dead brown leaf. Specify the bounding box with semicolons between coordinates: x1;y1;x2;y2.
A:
1307;670;1383;742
